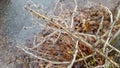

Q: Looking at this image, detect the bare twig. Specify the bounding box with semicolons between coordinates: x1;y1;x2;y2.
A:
110;28;120;45
75;53;95;62
96;16;104;35
104;48;110;68
94;65;104;68
53;0;61;14
67;40;79;68
79;46;89;68
53;31;61;44
74;32;96;39
16;45;70;64
100;5;113;24
32;30;59;49
103;20;117;53
16;44;95;64
116;9;120;21
58;2;63;16
70;0;77;28
101;5;114;53
102;39;120;54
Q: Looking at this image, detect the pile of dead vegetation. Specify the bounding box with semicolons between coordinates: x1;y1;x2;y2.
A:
15;1;120;68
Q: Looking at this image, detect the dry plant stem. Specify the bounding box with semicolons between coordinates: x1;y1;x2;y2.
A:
27;46;51;57
94;39;100;46
108;48;114;53
95;33;120;54
101;31;109;38
101;5;114;53
100;5;112;45
110;28;120;44
79;48;89;68
62;20;69;28
93;28;120;54
74;32;97;39
53;31;61;44
58;3;63;16
75;53;95;62
67;40;79;68
32;30;59;49
103;20;117;53
33;19;64;33
52;0;63;16
16;45;70;64
96;16;104;35
16;45;95;64
54;17;120;67
94;65;104;68
54;20;120;67
89;31;120;54
53;0;60;13
33;35;37;45
30;46;65;60
116;9;120;21
28;0;38;8
92;54;99;64
95;49;119;67
45;63;52;68
102;39;120;54
101;5;113;23
26;7;119;67
33;18;68;35
70;0;77;28
110;29;120;42
32;17;46;27
104;48;110;68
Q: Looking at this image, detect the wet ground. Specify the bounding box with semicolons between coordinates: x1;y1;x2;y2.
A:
0;0;120;68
